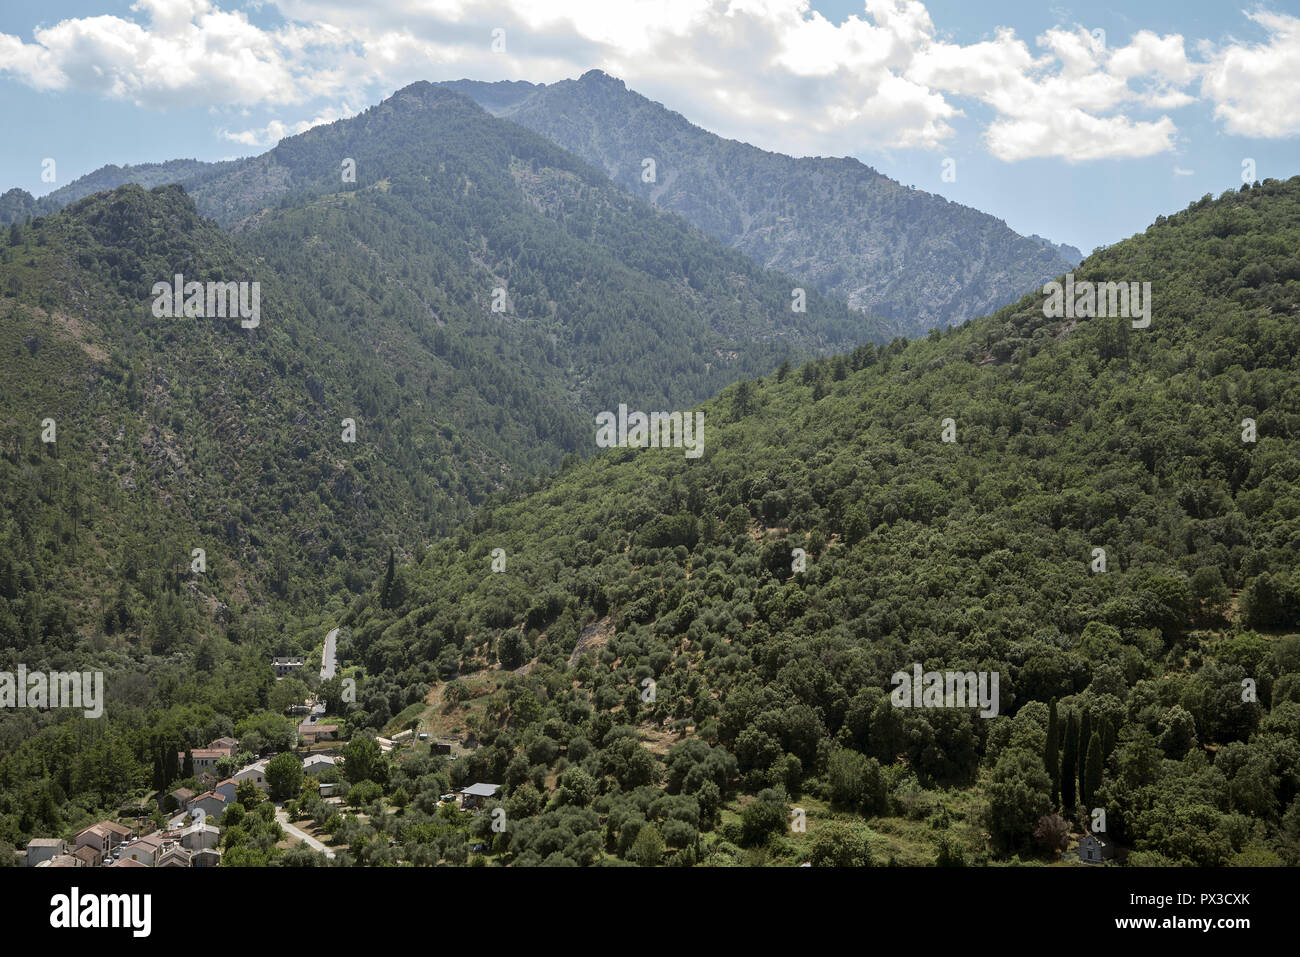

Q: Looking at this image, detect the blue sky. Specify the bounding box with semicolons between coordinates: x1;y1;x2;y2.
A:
2;1;1298;254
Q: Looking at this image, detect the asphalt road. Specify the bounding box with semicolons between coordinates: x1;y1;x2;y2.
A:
321;627;338;680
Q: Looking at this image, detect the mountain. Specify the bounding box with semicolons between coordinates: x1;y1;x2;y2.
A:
333;176;1300;866
0;81;898;841
0;82;886;681
1;159;233;225
445;70;1083;335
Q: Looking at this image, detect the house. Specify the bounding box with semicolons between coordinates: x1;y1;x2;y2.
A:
168;788;196;812
214;779;238;803
233;759;271;791
179;823;220;852
192;848;222;868
1079;832;1114;863
72;844;102;867
302;754;337;776
70;842;102;868
22;838;66;867
108;857;148;868
74;824;113;858
273;656;306;677
99;820;134;846
120;835;166;866
178;747;228;775
392;729;414;744
300;724;338;745
429;740;453;756
68;821;132;865
208;736;239;755
318;782;341;798
157;846;193;868
189;791;228;822
38;854;85;868
374;736;393;754
459;783;501;810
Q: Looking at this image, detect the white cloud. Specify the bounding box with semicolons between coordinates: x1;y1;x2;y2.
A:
909;24;1190;161
1201;11;1300;138
0;1;1295;161
219;102;356;146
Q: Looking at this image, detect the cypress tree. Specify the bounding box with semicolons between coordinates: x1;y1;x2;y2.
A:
1044;699;1060;807
1060;711;1079;812
1083;732;1103;809
1077;709;1092;805
1101;716;1116;761
165;741;179;784
182;747;194;779
380;547;396;609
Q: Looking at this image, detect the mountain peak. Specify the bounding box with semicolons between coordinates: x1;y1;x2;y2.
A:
388;81;483;111
577;69;625;88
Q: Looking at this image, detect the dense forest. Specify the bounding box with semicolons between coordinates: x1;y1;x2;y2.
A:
1;104;1297;867
327;176;1300;866
0;84;889;858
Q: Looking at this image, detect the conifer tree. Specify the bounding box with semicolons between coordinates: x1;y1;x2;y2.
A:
1083;732;1103;809
1060;711;1079;812
1044;699;1060;807
1077;709;1093;805
380;547;396;609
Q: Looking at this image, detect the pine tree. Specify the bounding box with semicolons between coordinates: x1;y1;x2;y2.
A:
1060;711;1079;812
1044;699;1060;807
1083;732;1103;809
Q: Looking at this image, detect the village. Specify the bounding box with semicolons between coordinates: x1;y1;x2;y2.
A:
16;654;502;868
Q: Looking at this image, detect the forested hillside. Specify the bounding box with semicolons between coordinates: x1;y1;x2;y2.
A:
0;83;891;847
0;159;231;225
445;70;1082;334
0;81;882;639
2;83;1297;869
332;177;1300;866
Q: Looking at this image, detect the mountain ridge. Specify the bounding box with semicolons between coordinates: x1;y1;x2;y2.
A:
444;69;1083;334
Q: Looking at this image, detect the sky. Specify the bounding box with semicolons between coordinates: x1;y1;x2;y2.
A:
1;0;1298;254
